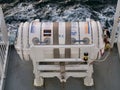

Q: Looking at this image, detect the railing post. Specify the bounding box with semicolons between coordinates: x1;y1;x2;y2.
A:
110;0;120;48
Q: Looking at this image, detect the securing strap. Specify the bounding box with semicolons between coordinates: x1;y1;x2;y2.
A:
65;22;71;58
53;22;60;58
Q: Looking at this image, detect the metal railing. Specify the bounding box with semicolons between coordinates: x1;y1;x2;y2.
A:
0;7;9;90
110;0;120;48
0;43;9;90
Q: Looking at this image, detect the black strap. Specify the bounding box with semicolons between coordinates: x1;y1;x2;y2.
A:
65;22;71;58
53;22;59;58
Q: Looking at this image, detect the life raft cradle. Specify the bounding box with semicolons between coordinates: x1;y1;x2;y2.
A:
15;20;106;87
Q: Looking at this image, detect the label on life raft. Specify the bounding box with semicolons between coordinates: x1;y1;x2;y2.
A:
71;22;78;36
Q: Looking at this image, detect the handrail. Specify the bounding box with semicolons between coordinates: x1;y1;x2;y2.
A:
110;0;120;48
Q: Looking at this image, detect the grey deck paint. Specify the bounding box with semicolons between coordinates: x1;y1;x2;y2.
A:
4;45;120;90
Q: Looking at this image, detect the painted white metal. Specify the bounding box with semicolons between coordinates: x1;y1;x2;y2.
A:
111;0;120;48
37;65;89;70
0;7;9;90
15;20;105;87
31;44;95;48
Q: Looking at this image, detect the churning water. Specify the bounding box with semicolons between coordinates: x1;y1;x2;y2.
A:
2;1;116;43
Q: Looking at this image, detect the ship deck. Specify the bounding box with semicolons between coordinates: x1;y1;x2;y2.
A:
4;44;120;90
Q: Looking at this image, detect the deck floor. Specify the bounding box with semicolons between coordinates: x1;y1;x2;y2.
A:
4;45;120;90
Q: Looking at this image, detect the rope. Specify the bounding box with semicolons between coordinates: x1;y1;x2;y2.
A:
90;49;111;64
